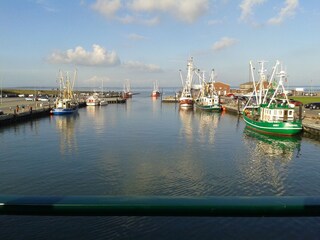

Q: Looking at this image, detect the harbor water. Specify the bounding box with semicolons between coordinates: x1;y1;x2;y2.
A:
1;90;320;239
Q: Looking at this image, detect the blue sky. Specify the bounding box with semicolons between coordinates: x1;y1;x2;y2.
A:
0;0;319;89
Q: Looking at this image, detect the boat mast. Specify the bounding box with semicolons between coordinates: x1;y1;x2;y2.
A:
257;61;267;105
185;57;194;94
58;70;63;99
262;60;280;103
72;69;77;100
65;71;70;100
243;61;257;111
267;64;288;107
180;57;195;97
210;69;217;96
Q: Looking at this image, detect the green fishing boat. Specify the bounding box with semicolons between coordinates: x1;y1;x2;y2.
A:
194;69;222;112
243;104;302;136
242;60;302;136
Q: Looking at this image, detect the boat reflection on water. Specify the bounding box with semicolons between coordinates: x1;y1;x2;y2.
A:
86;105;105;132
194;109;221;145
179;108;194;142
151;95;160;117
242;127;302;193
54;113;79;155
243;127;301;162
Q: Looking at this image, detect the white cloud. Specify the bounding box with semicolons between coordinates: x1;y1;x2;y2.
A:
91;0;121;18
91;0;209;24
48;44;120;66
268;0;299;25
208;19;223;25
85;75;110;84
117;15;160;25
127;0;209;23
212;37;237;51
122;61;163;72
140;16;160;26
239;0;266;21
35;0;58;12
127;33;146;40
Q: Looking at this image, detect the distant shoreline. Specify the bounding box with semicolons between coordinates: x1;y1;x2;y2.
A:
2;85;320;91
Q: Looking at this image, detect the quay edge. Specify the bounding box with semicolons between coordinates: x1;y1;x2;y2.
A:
0;103;85;127
0;108;51;126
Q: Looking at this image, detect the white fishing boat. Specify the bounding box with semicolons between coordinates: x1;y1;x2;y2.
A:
86;93;100;106
86;79;108;106
51;70;79;115
123;80;132;98
179;57;195;108
99;98;108;106
151;81;161;97
195;69;222;112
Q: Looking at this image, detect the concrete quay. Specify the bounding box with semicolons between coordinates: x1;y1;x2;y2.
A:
0;98;86;127
0;108;51;126
161;96;178;103
0;96;128;127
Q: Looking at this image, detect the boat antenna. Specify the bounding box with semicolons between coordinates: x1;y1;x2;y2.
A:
243;61;258;111
179;69;184;87
262;60;280;103
257;60;267;105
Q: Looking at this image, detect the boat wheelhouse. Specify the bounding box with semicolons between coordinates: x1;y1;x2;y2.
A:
86;94;100;106
195;95;221;111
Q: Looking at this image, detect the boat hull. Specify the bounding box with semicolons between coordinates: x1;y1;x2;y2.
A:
86;102;99;106
195;103;222;112
179;98;194;108
151;92;161;97
51;107;78;115
99;100;108;106
243;114;302;136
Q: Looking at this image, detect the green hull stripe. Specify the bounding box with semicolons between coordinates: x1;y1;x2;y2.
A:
243;115;302;135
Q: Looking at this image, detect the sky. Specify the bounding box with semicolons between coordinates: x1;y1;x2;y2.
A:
0;0;319;89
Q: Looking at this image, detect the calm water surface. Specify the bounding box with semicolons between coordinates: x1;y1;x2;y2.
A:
1;91;320;239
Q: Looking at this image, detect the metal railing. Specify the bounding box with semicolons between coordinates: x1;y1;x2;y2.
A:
1;195;320;217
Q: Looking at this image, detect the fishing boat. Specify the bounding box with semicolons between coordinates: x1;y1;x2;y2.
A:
122;80;132;98
86;93;100;106
151;81;161;97
179;57;195;108
86;79;108;106
99;99;108;106
242;60;302;136
52;99;78;115
51;70;79;115
195;69;222;112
